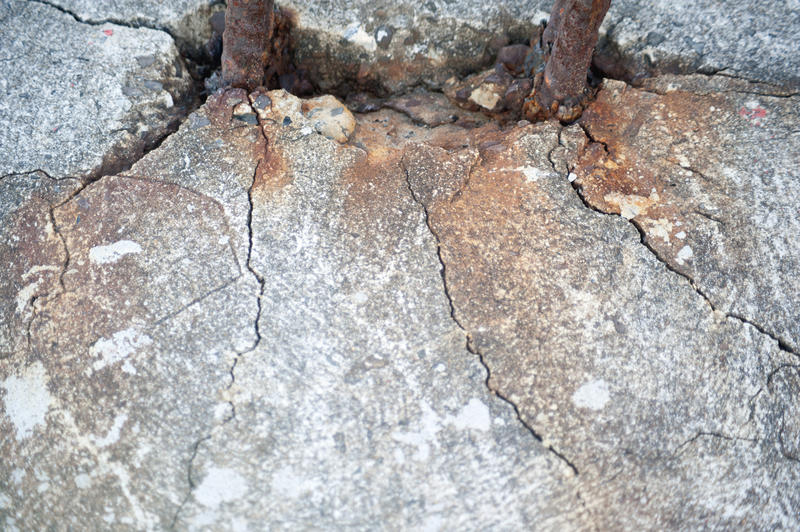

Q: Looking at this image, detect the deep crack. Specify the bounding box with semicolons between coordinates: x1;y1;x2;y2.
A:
401;152;581;478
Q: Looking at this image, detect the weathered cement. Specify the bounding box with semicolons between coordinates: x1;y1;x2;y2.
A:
575;76;800;353
0;0;193;180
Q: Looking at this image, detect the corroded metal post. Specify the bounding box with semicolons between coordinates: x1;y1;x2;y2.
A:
221;0;274;90
524;0;611;122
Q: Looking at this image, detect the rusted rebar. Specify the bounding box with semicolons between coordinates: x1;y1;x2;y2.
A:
524;0;611;122
221;0;275;90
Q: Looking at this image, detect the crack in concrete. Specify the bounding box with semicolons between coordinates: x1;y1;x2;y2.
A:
554;122;800;471
153;275;242;326
169;434;211;530
566;126;800;360
28;0;180;40
632;73;800;99
671;431;759;459
170;99;269;527
400;152;582;479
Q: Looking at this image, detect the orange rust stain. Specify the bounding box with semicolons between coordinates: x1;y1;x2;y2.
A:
252;144;290;197
574;81;728;265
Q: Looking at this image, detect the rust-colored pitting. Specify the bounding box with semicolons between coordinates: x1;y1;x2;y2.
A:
205;88;250;127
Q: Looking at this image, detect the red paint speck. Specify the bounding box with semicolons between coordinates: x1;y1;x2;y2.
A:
103;29;113;36
739;105;768;127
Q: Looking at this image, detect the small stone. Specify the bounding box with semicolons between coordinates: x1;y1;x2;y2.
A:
375;25;393;49
143;80;164;91
136;55;156;68
302;95;355;143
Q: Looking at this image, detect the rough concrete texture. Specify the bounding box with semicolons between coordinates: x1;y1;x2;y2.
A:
403;119;800;529
0;0;193;180
281;0;550;95
1;169;259;528
597;0;800;89
36;0;224;52
3;0;800;530
172;90;583;529
0;173;82;360
574;76;800;353
280;0;800;95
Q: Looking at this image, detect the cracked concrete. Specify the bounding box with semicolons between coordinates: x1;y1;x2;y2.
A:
0;0;195;180
2;0;800;529
31;0;225;54
399;110;800;528
573;76;800;355
402;151;581;477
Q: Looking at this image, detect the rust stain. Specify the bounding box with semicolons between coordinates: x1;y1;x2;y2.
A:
252;142;290;196
574;81;729;269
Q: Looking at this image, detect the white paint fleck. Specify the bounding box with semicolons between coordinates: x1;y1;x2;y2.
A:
515;165;549;183
676;153;691;168
468;85;501;110
121;360;137;375
195;467;248;507
88;240;142;265
376;27;390;42
343;24;377;51
450;398;491;431
270;467;316;499
75;473;92;489
676;231;687;240
1;362;52;440
91;412;128;447
644;218;673;243
89;327;153;373
568;172;578;182
604;192;653;220
22;264;60;279
676;245;694;265
422;514;444;532
11;468;25;484
394;448;405;464
572;379;610;411
391;401;441;461
15;279;41;315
